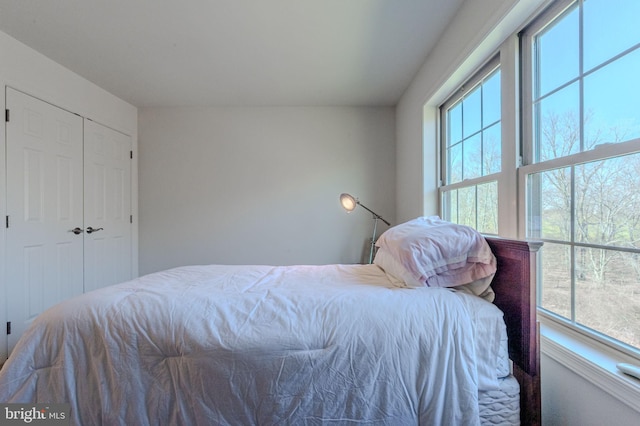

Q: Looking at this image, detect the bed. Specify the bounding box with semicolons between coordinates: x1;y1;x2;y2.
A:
0;217;542;425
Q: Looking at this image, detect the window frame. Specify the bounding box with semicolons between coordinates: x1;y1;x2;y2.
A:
439;55;502;234
520;0;640;359
438;38;521;239
428;0;640;407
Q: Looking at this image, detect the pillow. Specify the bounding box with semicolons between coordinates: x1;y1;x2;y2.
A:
454;272;496;302
374;216;496;289
375;246;496;300
373;246;423;287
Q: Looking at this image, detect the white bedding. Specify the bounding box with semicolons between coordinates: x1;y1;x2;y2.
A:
0;263;511;425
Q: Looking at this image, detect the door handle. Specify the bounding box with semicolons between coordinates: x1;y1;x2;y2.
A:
86;227;104;234
71;227;84;235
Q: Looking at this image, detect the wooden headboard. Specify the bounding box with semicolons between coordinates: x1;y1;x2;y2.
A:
485;237;543;426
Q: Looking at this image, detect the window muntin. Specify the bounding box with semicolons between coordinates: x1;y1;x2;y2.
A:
523;0;640;353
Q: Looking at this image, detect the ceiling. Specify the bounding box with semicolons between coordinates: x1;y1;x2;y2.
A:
0;0;464;108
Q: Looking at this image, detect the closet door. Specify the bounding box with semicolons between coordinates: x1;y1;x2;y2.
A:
83;119;132;292
5;88;84;352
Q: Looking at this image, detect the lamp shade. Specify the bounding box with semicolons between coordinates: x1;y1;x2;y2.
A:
339;193;357;212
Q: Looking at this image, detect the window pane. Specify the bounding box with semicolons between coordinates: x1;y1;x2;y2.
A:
447;142;462;184
576;153;640;249
584;49;640;148
483;70;501;126
575;247;640;349
463;134;482;180
534;82;580;162
584;0;640;72
458;186;476;228
536;6;579;97
483;122;501;175
539;242;572;319
442;190;458;223
477;181;498;234
463;87;482;138
445;182;498;234
448;102;463;145
527;168;572;241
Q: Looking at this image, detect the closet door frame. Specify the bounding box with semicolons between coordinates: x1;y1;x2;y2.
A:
1;88;7;363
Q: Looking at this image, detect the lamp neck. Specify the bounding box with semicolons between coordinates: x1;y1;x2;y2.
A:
356;201;390;226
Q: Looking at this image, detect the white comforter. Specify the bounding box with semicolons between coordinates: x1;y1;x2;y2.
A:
0;264;507;425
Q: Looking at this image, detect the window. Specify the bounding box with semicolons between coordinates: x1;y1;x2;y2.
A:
521;0;640;353
439;57;501;234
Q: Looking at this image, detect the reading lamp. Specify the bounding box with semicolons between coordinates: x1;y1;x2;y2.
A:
339;193;390;264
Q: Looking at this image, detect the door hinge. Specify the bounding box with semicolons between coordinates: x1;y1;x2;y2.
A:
5;216;8;229
130;215;133;224
6;322;11;335
5;109;9;122
130;151;133;159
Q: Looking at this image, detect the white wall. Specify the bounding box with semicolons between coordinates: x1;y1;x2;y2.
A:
542;354;640;426
396;0;640;423
138;106;395;275
0;30;138;362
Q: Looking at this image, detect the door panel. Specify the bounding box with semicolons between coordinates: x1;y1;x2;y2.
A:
83;119;132;292
6;88;84;352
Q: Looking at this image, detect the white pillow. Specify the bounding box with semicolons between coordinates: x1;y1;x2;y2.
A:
373;247;423;287
374;216;496;289
454;271;496;302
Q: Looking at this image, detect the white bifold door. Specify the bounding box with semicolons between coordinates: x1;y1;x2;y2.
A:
5;87;131;353
83;119;132;293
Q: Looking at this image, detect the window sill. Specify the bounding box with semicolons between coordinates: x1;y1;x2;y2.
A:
540;316;640;413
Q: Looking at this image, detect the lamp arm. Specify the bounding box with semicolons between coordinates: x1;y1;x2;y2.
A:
356;201;391;226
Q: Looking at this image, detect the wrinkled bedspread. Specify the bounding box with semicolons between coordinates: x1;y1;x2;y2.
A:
0;263;503;425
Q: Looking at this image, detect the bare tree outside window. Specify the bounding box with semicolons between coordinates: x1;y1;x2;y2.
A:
530;111;640;348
